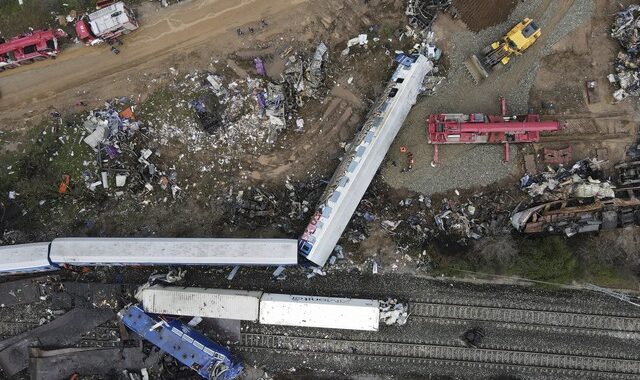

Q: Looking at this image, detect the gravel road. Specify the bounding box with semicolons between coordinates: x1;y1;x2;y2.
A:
383;0;595;195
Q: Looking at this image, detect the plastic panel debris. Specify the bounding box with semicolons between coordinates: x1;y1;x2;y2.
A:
118;304;243;380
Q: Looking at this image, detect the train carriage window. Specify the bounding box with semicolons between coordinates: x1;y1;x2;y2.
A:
23;45;37;54
547;203;562;211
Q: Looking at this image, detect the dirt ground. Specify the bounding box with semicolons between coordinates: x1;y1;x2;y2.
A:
0;0;413;244
0;0;311;129
452;0;518;32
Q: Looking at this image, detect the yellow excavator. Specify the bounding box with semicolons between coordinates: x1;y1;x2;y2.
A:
466;18;541;84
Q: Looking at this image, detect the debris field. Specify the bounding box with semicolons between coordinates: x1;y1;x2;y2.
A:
0;0;640;379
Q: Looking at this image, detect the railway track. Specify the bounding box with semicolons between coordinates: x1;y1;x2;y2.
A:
0;321;120;346
410;302;640;332
411;296;640;316
238;333;640;377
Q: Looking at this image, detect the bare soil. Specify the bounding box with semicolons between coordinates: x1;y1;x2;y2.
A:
452;0;518;32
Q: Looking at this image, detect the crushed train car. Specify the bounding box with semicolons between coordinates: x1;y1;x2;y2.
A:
511;187;640;236
118;304;243;380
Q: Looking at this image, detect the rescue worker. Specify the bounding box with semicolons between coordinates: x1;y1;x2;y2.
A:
407;152;415;171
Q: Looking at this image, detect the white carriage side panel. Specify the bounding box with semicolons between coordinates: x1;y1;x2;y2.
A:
0;242;55;273
139;285;262;321
300;55;434;266
49;238;298;266
259;293;380;331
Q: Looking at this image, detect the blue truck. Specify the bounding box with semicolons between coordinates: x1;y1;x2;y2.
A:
118;304;243;380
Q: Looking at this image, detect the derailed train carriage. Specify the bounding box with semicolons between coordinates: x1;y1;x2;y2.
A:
0;238;298;275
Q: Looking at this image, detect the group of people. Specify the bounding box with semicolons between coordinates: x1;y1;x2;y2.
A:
236;19;268;36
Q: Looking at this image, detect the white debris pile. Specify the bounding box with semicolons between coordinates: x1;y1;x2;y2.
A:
82;102;140;150
146;72;276;154
520;158;614;201
379;298;409;326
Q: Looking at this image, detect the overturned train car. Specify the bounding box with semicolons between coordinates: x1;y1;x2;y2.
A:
511;186;640;236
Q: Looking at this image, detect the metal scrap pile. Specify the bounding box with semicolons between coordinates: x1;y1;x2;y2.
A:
158;43;327;151
520;158;614;201
81;100;182;199
433;192;512;243
152;71;277;152
226;177;319;234
434;201;484;241
281;42;328;105
405;0;452;32
610;5;640;101
257;81;286;143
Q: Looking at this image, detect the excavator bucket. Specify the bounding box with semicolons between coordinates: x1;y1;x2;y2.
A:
464;54;490;84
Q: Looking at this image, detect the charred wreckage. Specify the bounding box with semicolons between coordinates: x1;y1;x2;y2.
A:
513;160;640;236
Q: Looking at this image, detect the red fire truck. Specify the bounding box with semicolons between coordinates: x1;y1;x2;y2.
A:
0;29;67;72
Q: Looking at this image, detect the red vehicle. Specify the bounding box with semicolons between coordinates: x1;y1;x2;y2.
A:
0;29;67;72
427;97;563;164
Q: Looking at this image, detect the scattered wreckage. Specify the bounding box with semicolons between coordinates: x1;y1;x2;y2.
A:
514;158;640;236
519;158;613;202
511;186;640;236
610;4;640;101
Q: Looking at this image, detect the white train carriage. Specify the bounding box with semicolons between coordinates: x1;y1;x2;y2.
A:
136;286;381;331
259;293;380;331
49;238;298;266
0;243;57;275
299;54;434;266
138;285;263;321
